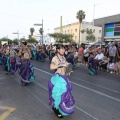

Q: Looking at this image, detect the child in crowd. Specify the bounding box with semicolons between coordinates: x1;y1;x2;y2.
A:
114;62;120;74
99;56;109;72
107;61;115;74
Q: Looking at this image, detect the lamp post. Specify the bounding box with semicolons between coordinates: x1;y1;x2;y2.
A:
93;3;103;26
47;29;49;35
34;19;43;44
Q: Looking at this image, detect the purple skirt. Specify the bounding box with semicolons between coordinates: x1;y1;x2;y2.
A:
19;61;35;83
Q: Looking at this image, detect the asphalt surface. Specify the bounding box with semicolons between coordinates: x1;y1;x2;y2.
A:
0;59;120;120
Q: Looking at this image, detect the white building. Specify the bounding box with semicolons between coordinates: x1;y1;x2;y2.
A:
33;34;54;45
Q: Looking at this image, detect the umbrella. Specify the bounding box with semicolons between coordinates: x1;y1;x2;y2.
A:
93;41;105;45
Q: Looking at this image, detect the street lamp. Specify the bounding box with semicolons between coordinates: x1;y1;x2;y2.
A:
34;19;43;44
93;3;103;26
48;29;49;35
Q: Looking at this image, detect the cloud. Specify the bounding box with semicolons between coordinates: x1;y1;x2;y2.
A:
12;0;19;4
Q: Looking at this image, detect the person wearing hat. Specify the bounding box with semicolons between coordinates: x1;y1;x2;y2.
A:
18;41;35;85
48;45;75;118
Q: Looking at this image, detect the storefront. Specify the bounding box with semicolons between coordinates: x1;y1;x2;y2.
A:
94;14;120;42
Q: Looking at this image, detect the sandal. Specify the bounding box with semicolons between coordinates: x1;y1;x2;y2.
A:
52;108;63;118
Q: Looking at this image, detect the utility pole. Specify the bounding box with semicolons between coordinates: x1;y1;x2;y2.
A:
42;19;43;44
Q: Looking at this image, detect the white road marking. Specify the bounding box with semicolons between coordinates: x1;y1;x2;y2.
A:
34;67;120;103
13;68;99;120
34;65;120;94
71;76;120;94
33;77;99;120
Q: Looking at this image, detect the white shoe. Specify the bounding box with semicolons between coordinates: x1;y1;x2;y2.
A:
110;71;113;74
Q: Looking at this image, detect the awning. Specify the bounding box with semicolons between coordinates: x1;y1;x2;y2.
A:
105;39;120;41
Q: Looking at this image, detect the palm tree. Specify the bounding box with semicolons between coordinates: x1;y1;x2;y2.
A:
39;28;43;35
76;10;86;45
30;28;35;37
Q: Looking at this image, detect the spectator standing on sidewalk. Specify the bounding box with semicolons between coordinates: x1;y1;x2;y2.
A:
116;43;120;62
84;45;90;65
78;45;84;64
105;43;109;57
109;42;117;63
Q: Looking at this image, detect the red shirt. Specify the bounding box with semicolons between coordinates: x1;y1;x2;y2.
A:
78;47;83;55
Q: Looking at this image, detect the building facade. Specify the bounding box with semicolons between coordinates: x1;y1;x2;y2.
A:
94;14;120;42
54;21;102;43
33;34;52;45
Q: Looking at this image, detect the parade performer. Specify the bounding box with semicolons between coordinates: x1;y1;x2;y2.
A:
32;49;37;60
18;41;35;86
88;52;98;75
49;47;56;62
30;45;36;60
8;45;18;74
2;44;18;74
0;45;3;64
66;52;76;69
2;44;10;73
48;45;75;118
39;48;46;62
36;46;45;61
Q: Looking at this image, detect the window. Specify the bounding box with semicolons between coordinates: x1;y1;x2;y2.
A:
75;29;77;32
71;29;72;33
65;31;66;34
68;30;69;33
99;30;101;33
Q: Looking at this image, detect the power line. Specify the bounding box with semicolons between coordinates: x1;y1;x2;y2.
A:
0;12;40;21
0;12;60;23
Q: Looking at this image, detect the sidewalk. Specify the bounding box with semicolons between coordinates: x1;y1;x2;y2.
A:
76;63;120;75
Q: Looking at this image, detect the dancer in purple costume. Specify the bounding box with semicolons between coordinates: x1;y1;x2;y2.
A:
48;45;75;118
18;41;35;85
88;52;98;75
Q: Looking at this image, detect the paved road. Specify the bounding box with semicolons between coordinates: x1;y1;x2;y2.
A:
0;60;120;120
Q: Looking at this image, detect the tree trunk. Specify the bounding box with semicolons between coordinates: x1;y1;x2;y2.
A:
79;22;81;45
31;32;33;37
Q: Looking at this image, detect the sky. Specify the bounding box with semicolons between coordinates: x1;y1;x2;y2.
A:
0;0;120;39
